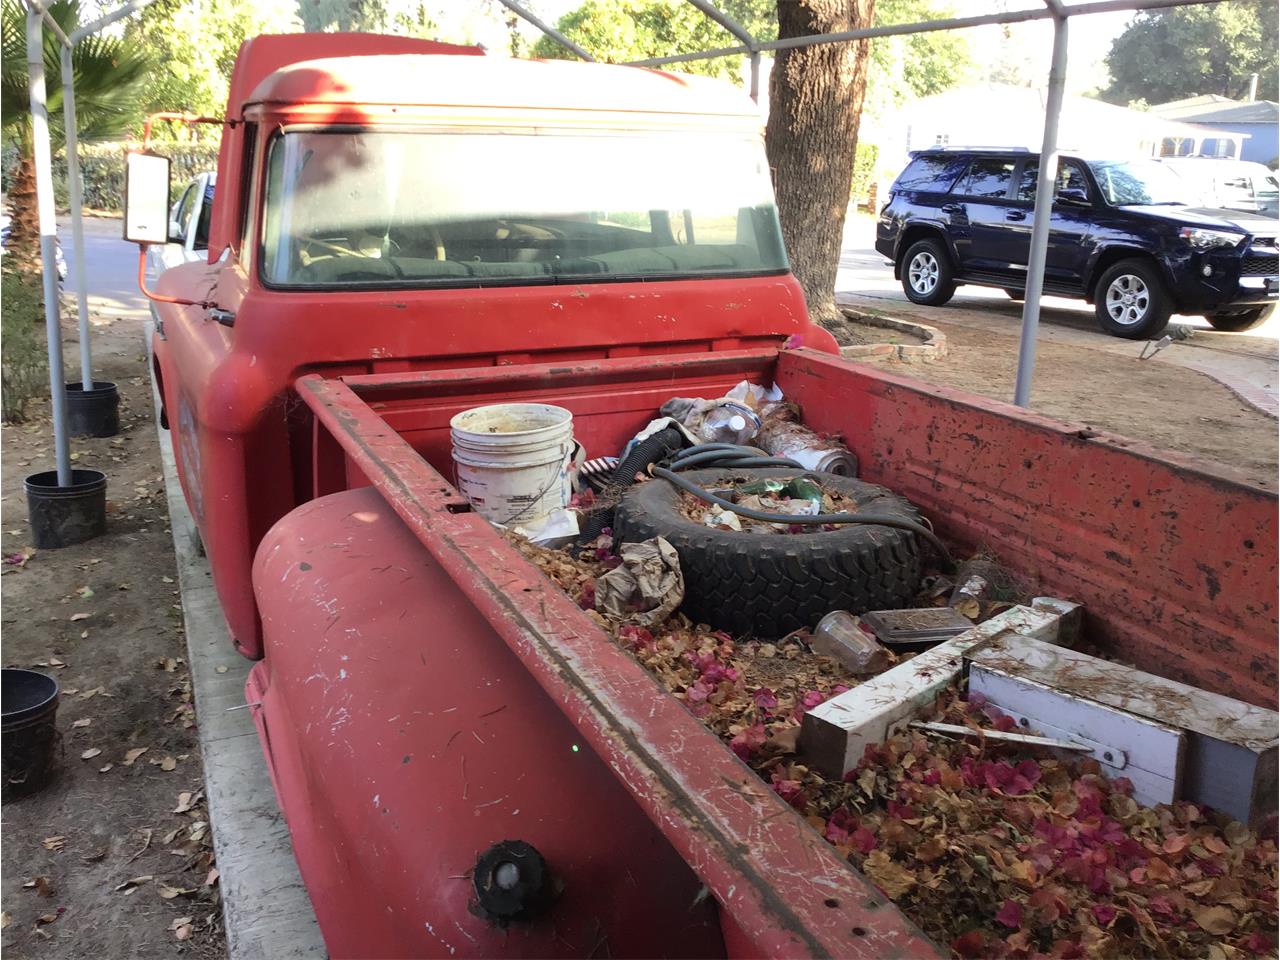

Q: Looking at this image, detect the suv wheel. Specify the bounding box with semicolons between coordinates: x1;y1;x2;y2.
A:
900;239;956;306
1094;259;1172;339
1205;304;1275;332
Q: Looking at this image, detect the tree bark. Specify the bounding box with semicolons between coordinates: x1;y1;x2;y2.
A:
766;0;876;327
6;149;43;275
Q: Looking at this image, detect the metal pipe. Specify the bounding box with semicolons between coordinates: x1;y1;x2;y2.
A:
749;51;760;103
492;0;594;61
61;43;91;390
27;7;71;485
627;0;1223;67
684;0;756;49
24;0;70;47
70;0;157;43
1013;14;1069;408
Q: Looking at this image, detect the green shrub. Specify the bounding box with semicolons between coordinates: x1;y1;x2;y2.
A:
2;140;220;212
1;265;50;423
850;141;880;210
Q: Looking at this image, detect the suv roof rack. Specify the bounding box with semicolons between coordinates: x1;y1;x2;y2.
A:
914;146;1032;153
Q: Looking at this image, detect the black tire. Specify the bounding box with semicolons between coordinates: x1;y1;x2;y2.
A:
1093;258;1173;339
612;468;924;639
1205;304;1275;332
900;238;957;306
1003;288;1025;301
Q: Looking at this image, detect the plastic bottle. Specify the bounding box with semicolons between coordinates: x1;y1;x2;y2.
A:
698;402;761;445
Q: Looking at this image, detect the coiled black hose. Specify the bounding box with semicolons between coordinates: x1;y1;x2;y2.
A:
651;465;955;569
577;427;686;542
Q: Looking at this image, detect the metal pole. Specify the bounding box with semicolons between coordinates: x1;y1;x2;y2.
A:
492;0;594;60
1012;13;1069;408
627;0;1223;68
27;7;72;486
749;51;760;102
61;44;91;390
70;0;158;42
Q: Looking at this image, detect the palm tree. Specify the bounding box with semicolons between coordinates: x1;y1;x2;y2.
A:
1;0;149;268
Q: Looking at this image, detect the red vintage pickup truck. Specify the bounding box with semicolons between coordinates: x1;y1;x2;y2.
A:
136;34;1277;959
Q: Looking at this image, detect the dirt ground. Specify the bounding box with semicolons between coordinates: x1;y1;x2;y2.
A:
1;313;224;959
837;294;1280;490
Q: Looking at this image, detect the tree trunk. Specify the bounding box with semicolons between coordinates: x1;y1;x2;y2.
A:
766;0;876;328
7;149;44;275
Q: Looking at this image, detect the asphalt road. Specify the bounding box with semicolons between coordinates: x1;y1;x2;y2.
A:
836;213;1279;417
58;213;148;318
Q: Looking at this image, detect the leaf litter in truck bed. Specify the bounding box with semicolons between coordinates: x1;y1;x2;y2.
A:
512;533;1278;959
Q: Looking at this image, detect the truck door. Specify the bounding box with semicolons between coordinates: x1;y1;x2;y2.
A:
945;157;1021;278
1005;158;1095;291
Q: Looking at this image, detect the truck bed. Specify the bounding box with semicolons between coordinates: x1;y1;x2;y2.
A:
255;347;1276;957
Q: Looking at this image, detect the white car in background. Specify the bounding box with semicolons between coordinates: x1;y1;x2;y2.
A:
145;172;216;284
1157;158;1279;219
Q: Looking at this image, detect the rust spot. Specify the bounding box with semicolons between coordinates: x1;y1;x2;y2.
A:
1195;562;1222;600
299;561;312;571
1104;551;1131;567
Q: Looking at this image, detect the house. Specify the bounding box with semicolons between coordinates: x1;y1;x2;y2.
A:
877;83;1238;177
1150;96;1279;166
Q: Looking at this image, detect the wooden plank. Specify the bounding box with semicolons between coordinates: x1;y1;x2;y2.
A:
800;599;1081;780
968;665;1186;808
966;635;1279;825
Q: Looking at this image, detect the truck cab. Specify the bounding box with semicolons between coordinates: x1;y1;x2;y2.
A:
147;35;833;658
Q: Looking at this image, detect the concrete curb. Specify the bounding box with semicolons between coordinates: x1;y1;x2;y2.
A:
147;324;327;960
835;307;948;363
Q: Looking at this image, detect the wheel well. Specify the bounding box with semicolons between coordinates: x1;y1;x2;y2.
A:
895;225;952;275
1085;247;1160;304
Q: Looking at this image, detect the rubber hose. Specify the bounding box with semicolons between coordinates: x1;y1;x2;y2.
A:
672;443;770;460
652;465;955;569
670;450;801;470
578;427;686;542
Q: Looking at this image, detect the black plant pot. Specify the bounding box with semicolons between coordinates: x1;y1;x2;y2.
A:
24;468;107;548
65;381;119;438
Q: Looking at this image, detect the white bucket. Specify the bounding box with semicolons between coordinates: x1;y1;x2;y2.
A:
450;403;576;525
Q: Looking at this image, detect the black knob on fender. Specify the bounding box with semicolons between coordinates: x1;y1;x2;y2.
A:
472;840;556;921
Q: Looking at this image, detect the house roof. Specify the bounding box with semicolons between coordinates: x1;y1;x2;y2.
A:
1152;96;1279;124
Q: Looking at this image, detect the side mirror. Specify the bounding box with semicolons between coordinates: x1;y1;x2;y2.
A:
168;219;184;243
123;151;172;245
1056;187;1090;206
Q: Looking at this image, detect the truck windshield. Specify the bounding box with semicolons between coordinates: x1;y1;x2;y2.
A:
260;129;788;288
1086;159;1192;206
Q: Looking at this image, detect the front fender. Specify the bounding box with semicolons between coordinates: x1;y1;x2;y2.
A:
249;487;724;959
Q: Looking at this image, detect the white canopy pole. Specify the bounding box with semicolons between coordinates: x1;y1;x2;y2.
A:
1013;10;1069;407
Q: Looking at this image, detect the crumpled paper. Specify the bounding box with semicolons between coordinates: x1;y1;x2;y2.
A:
595;537;684;626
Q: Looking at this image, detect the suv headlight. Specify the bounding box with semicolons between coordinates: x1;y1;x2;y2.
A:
1179;227;1243;251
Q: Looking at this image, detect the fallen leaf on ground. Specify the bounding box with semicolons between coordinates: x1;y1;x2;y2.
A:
159;884;196;899
48;657;66;668
69;613;90;622
0;911;10;929
36;913;58;925
71;717;92;728
1193;905;1237;935
42;837;65;852
126;829;153;863
170;916;194;940
215;665;228;674
22;876;54;897
149;755;177;771
76;586;93;599
80;748;102;760
81;848;107;863
98;763;113;773
78;686;106;700
862;849;918;900
122;747;148;766
173;791;196;814
205;867;219;887
115;875;153;894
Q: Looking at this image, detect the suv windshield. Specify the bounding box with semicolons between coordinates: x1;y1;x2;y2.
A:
261;129;788;288
1087;159;1192;206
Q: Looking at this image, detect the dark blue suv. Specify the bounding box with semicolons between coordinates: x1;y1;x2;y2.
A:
875;148;1279;338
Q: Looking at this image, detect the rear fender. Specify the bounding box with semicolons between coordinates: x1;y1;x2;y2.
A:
249;487;724;959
